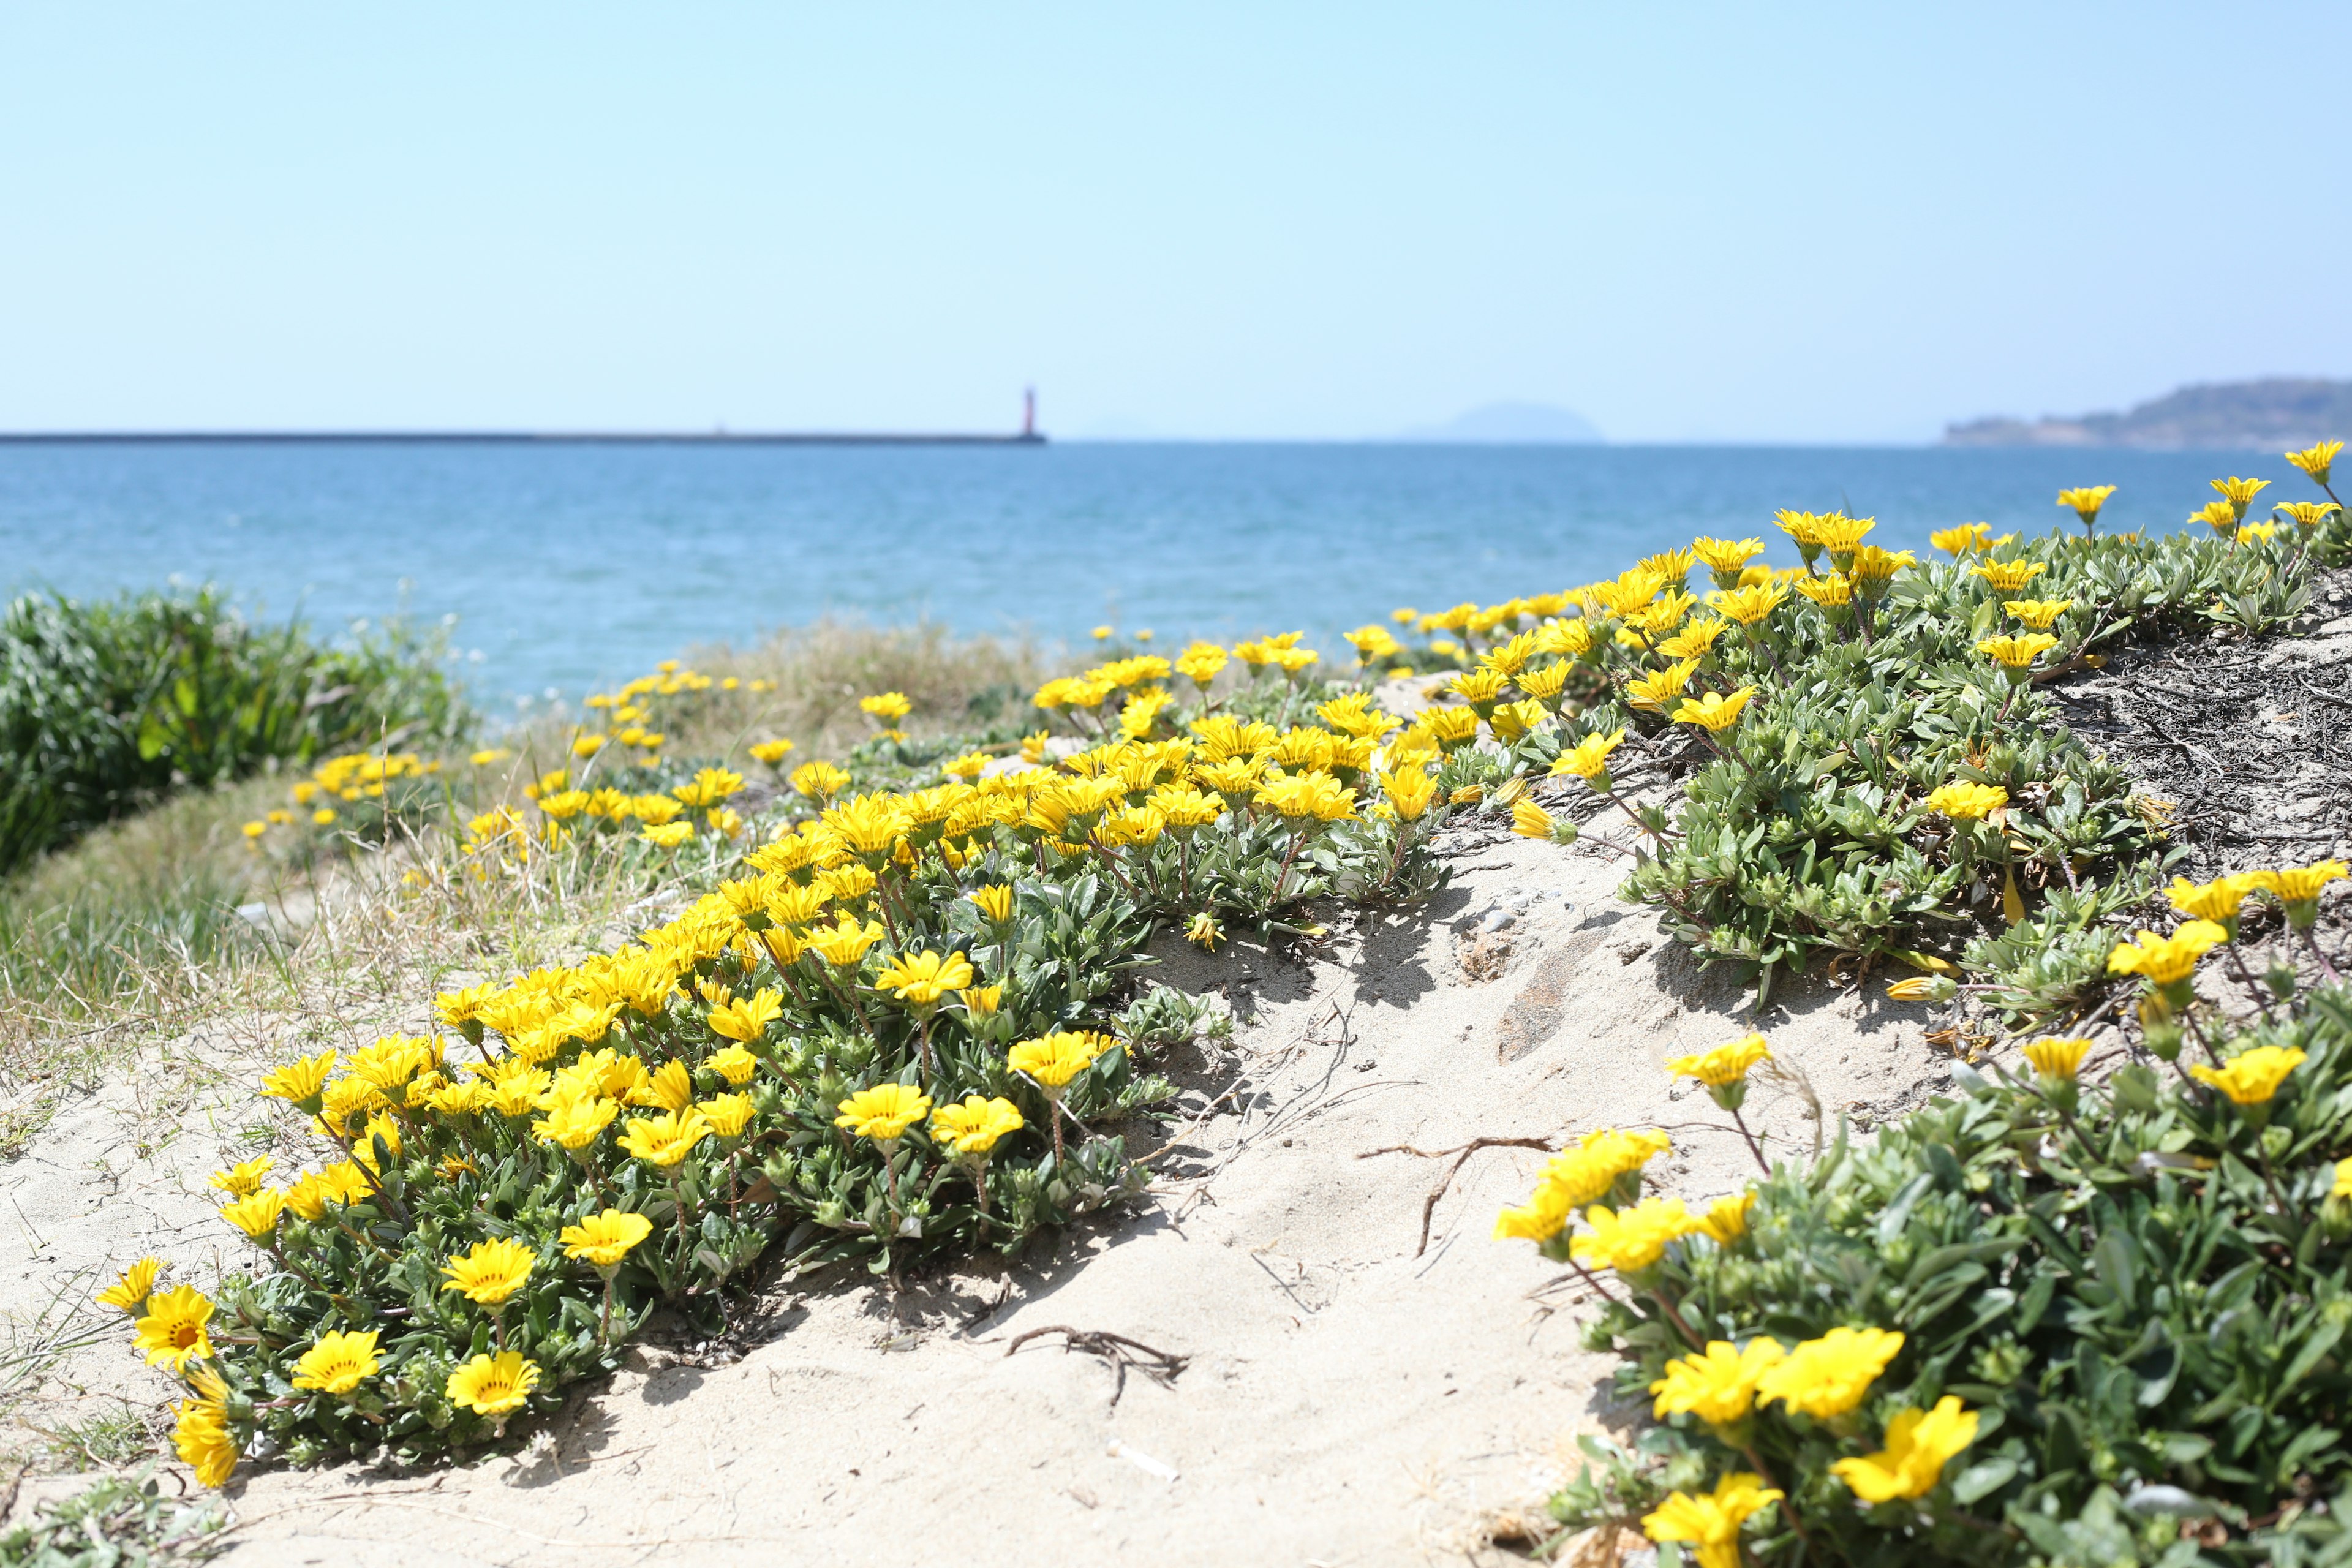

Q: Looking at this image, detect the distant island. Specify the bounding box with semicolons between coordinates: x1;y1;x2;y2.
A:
1395;401;1604;443
1944;377;2352;449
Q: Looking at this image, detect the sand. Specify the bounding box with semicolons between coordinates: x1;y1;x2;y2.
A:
0;803;1956;1566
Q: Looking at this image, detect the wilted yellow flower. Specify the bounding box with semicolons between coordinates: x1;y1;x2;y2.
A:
1755;1325;1904;1419
292;1329;382;1395
447;1350;541;1419
96;1257;164;1314
1924;782;2006;820
1186;911;1224;951
2106;921;2226;985
560;1208;654;1267
1643;1472;1784;1568
834;1082;933;1142
1832;1397;1981;1502
134;1285;215;1371
2019;1038;2090;1080
2190;1044;2306;1106
1649;1338;1786;1425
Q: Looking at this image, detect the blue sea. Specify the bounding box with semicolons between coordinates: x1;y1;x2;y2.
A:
0;442;2296;709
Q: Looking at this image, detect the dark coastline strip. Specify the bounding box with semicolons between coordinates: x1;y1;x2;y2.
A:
0;430;1047;447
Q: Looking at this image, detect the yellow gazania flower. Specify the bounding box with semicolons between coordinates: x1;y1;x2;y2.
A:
1493;1180;1576;1243
1643;1472;1784;1568
747;737;796;767
2237;522;2278;545
967;884;1017;924
1691;536;1764;572
1153;784;1229;829
1570;1198;1698;1275
641;821;694;848
1833;1396;1981;1502
2189;1045;2306;1106
173;1389;238;1488
440;1237;537;1306
1186;912;1224;951
1924;782;2006;821
1810;513;1874;554
2003;598;2074;630
638;1058;693;1112
96;1256;165;1314
1667;1033;1770;1087
1624;659;1700;713
707;986;784;1042
2278;500;2341;529
1977;632;2059;669
1175;641;1229;687
2187;499;2237;535
209;1156;276;1198
1654;617;1730;662
2056;484;2116;525
788;760;851;801
959;982;1004;1015
858;691;912;722
1847;545;1914;583
258;1049;337;1106
2106;921;2227;985
2019;1038;2091;1080
1380;766;1439;821
1774;509;1824;546
1929;522;1992;556
446;1351;541;1419
1007;1030;1107;1090
533;1095;619;1151
1972;559;2046;594
805;914;888;968
2286;439;2342;485
1673;687;1755;733
1755;1325;1904;1419
1697;1191;1755;1245
2212;475;2270;516
929;1095;1025;1159
834;1082;933;1142
876;950;977;1007
134;1285;216;1371
1793;572;1853;608
2334;1156;2352;1199
1705;582;1785;625
560;1208;654;1268
1649;1338;1787;1425
701;1093;756;1139
1254;771;1358;822
292;1329;382;1395
1511;799;1558;841
2168;872;2267;931
619;1108;714;1166
220;1189;285;1241
2267;860;2349;910
1550;727;1625;782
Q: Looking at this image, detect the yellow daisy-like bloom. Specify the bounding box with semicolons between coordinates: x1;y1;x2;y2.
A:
292;1329;382;1395
1254;771;1358;822
1793;572;1853;608
701;1093;755;1139
1673;687;1755;733
2268;860;2349;906
1642;1472;1784;1568
805;914;888;968
1774;509;1825;546
2056;484;2116;524
875;950;977;1007
618;1107;715;1166
1653;619;1728;661
2168;872;2267;929
220;1189;285;1241
708;1044;759;1086
173;1390;239;1488
968;884;1017;923
2189;499;2238;535
1570;1197;1698;1275
959;982;1003;1014
446;1351;541;1419
2285;439;2342;485
1706;582;1785;625
1649;1338;1787;1425
440;1237;537;1306
1008;1030;1109;1091
258;1049;336;1106
533;1095;618;1151
2106;921;2227;986
858;690;912;722
641;1058;693;1112
1550;727;1625;782
1977;632;2059;669
208;1156;276;1198
2335;1156;2352;1199
641;821;695;848
1810;513;1874;554
1379;767;1438;821
2020;1038;2091;1080
96;1257;164;1314
1493;1180;1576;1243
1697;1191;1755;1245
1846;545;1914;583
1972;559;2046;594
834;1082;934;1142
134;1285;215;1371
2212;475;2270;516
2190;1045;2307;1106
1624;658;1700;713
2003;598;2075;630
1929;522;1992;556
1832;1396;1981;1502
747;737;796;767
788;760;851;801
1691;536;1764;572
1511;799;1558;841
1175;641;1229;687
1924;782;2007;821
1666;1033;1771;1087
1756;1325;1904;1419
706;987;783;1042
929;1095;1025;1158
560;1208;654;1268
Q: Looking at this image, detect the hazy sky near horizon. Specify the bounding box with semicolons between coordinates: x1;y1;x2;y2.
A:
3;5;2345;443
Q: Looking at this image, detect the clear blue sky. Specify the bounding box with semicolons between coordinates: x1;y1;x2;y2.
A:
2;4;2344;443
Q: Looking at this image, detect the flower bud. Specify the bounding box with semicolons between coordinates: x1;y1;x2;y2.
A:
2138;994;2183;1062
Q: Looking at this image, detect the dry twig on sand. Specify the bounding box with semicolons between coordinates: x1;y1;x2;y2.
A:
1003;1325;1188;1407
1358;1136;1562;1256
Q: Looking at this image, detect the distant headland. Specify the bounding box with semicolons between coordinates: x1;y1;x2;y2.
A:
1944;377;2352;449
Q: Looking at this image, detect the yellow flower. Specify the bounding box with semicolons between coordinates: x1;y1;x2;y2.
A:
2190;499;2239;535
292;1329;382;1395
209;1156;276;1198
1175;641;1229;687
1929;522;1991;556
1643;1472;1784;1568
2003;597;2075;629
2056;485;2117;526
560;1208;654;1268
258;1049;337;1106
707;986;784;1042
929;1095;1025;1158
806;913;888;968
2190;1044;2306;1106
640;1058;693;1112
134;1285;215;1371
1493;1180;1576;1243
1885;976;1937;1001
312;807;339;826
1697;1191;1755;1245
959;982;1003;1015
2285;439;2342;486
470;747;511;767
859;691;912;722
1811;513;1874;554
1756;1325;1904;1419
2237;521;2278;545
788;760;851;801
1847;545;1915;583
834;1082;933;1142
1186;912;1224;951
446;1351;541;1420
1667;1033;1770;1087
1793;571;1853;608
1925;782;2006;821
1691;536;1764;572
748;737;796;767
704;1044;758;1087
1706;583;1785;625
1650;1338;1787;1425
1977;632;2059;669
2278;501;2340;529
221;1189;285;1240
1832;1396;1981;1502
641;821;694;848
533;1095;618;1150
1512;799;1559;841
2167;872;2267;930
1624;658;1700;712
440;1237;536;1306
875;950;977;1006
96;1257;164;1314
2106;921;2226;985
2020;1038;2090;1080
2267;859;2349;909
2335;1156;2352;1199
1673;687;1755;733
702;1092;755;1138
1570;1197;1697;1275
173;1390;238;1488
1972;559;2046;594
1008;1030;1107;1090
1254;771;1357;822
2212;475;2270;516
619;1107;714;1166
1550;728;1625;782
